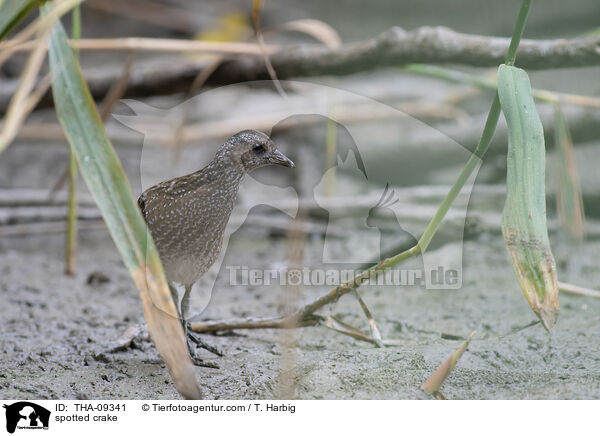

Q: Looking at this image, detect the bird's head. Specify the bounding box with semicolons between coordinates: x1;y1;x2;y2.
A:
219;130;295;172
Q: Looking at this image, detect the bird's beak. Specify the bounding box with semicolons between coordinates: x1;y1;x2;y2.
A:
270;149;295;168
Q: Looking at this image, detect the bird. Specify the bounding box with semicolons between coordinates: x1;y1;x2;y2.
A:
137;130;295;361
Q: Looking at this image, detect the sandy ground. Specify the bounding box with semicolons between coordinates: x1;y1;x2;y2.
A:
1;77;600;399
1;0;600;403
1;211;599;399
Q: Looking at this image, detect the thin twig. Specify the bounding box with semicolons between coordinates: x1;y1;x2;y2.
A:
273;19;342;48
0;220;105;237
0;29;48;154
320;315;380;345
498;320;540;339
252;0;286;98
190;315;321;333
99;53;135;121
22;73;52;115
64;4;81;277
18;98;465;145
403;63;600;109
65;149;78;276
559;281;600;298
553;103;586;238
3;37;274;56
0;0;82;67
352;289;384;347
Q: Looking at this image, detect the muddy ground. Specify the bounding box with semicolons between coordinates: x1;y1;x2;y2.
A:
1;203;599;399
1;0;600;401
2;74;600;400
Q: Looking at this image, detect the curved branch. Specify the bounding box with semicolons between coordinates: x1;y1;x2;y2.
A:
2;26;600;113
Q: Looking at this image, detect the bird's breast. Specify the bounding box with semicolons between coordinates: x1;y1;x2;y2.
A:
144;187;238;286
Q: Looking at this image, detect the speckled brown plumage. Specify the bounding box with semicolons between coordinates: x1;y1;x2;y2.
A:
137;130;294;357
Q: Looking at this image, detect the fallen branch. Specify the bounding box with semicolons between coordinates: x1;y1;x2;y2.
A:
189;277;600;335
3;26;600;112
190;244;420;335
190;315;322;332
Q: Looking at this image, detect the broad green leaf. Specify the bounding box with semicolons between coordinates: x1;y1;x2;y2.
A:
498;64;559;330
0;0;38;40
553;103;585;239
43;6;202;399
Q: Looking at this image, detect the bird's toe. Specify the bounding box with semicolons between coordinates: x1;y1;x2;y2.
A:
187;328;224;357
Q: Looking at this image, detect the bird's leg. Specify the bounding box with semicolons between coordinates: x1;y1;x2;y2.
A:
169;283;179;314
181;285;223;358
180;285;195;357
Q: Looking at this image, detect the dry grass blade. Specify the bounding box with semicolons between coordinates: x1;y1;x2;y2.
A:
404;64;600;109
278;213;306;399
0;28;48;154
17;98;473;145
0;0;82;67
353;289;384;347
0;220;105;237
99;53;135;121
559;281;600;298
4;37;275;55
422;331;476;397
252;0;286;98
321;315;379;345
65;149;77;276
64;3;81;277
553;103;585;239
274;19;342;48
22;73;52;115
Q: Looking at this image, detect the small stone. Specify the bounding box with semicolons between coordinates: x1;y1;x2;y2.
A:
87;271;110;286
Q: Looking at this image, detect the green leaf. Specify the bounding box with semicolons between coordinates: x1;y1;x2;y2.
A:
43;5;202;399
0;0;38;40
498;64;559;330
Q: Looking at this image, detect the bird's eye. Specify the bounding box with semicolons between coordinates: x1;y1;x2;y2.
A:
253;144;265;153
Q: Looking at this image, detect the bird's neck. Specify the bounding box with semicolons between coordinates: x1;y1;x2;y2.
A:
206;158;246;188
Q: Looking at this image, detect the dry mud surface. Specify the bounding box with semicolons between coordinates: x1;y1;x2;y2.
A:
1;222;599;400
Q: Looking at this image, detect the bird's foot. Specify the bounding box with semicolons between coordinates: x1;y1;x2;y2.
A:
185;334;220;368
186;324;224;357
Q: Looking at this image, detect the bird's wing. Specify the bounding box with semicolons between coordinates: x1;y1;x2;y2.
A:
137;168;218;216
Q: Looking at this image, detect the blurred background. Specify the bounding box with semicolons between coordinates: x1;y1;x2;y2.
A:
1;0;599;399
